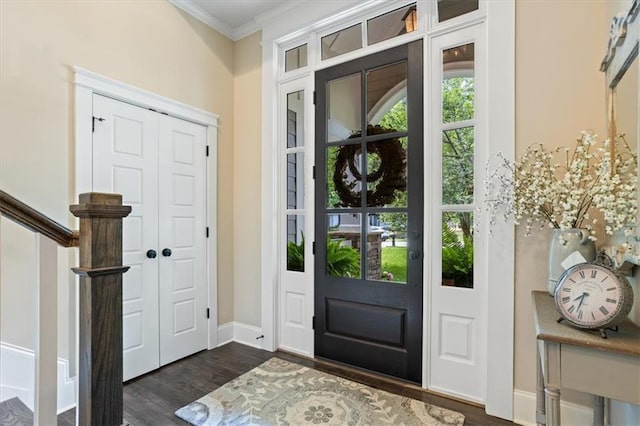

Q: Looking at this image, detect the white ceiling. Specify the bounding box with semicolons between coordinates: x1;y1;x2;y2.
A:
171;0;299;41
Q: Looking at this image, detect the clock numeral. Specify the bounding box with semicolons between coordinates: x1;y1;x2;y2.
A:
562;296;571;303
601;276;609;283
591;312;596;320
578;271;586;279
599;306;610;316
606;287;616;292
606;298;617;304
569;278;576;283
567;305;576;314
590;270;597;279
562;287;571;292
578;311;583;320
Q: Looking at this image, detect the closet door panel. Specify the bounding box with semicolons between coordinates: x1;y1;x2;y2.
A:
92;94;160;381
157;115;208;365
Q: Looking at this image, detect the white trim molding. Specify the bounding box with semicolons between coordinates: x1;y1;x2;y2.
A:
0;343;76;415
217;322;264;349
73;66;219;352
169;0;303;41
74;67;219;126
484;0;516;420
513;390;592;426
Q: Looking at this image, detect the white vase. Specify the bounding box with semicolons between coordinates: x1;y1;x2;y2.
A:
547;228;596;295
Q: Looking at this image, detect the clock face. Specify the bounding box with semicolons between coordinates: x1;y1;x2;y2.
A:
554;264;623;329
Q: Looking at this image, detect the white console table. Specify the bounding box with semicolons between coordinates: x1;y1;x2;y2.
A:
532;291;640;426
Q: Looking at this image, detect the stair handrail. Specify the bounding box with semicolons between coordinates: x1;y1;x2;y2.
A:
1;189;130;425
0;189;79;247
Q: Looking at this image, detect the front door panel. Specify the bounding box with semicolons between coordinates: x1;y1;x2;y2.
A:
314;41;424;383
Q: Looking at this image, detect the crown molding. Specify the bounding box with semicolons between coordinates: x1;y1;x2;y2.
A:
170;0;309;41
169;0;308;41
170;0;235;40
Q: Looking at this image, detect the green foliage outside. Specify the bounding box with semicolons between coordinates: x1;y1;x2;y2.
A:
287;236;360;277
380;246;407;283
440;77;475;287
441;219;474;288
442;77;474;123
326;238;360;277
287;237;305;272
378;99;407;132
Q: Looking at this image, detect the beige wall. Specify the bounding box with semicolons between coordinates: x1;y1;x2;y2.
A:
0;1;236;356
232;32;262;327
513;0;624;399
2;0;635;412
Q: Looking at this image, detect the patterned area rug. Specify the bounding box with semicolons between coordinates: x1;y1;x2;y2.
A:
175;357;465;425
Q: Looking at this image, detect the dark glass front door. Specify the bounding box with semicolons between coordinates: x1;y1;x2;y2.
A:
314;41;424;382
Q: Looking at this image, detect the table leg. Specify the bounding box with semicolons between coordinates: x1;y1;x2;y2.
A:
536;344;546;425
593;395;604;426
545;387;561;426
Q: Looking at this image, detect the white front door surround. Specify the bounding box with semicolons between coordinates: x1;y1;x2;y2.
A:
260;0;515;419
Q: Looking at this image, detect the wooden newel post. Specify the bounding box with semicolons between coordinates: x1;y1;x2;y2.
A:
70;193;131;426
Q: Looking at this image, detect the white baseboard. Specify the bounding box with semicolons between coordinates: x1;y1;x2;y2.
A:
0;342;76;414
217;322;234;346
513;389;592;426
217;322;263;349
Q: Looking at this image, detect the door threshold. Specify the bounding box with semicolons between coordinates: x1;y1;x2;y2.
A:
275;349;484;409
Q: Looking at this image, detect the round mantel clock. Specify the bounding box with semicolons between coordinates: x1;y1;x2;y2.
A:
553;262;634;338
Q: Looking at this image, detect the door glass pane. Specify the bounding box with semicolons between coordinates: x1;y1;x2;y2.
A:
327;144;362;208
285;44;308;72
327;213;361;278
367;137;407;207
442;212;474;288
442;43;475;124
321;23;363;60
442;127;473;204
367;61;407;132
327;73;362;142
367;4;417;45
438;0;479;23
287;91;304;147
287;152;304;209
369;213;407;283
286;214;304;272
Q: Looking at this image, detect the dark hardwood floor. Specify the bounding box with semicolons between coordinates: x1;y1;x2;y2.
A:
58;342;514;425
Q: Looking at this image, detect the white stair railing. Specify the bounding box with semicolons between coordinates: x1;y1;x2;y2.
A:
33;233;58;426
1;190;130;426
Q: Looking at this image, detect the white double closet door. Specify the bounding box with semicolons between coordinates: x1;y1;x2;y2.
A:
92;94;208;381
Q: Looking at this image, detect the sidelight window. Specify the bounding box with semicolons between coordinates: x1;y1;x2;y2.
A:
285;90;306;272
440;42;475;288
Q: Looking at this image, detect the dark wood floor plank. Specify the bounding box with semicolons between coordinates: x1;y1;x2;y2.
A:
57;342;514;425
0;397;33;426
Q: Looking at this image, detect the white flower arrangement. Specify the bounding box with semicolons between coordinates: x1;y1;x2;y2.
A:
483;131;637;240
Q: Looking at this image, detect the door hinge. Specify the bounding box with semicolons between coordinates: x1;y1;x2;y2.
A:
206;227;210;238
312;241;316;255
92;116;105;133
312;316;316;330
312;165;316;180
313;91;316;105
206;145;210;157
206;308;210;319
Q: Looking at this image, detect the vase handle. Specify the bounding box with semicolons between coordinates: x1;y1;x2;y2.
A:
578;229;591;245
